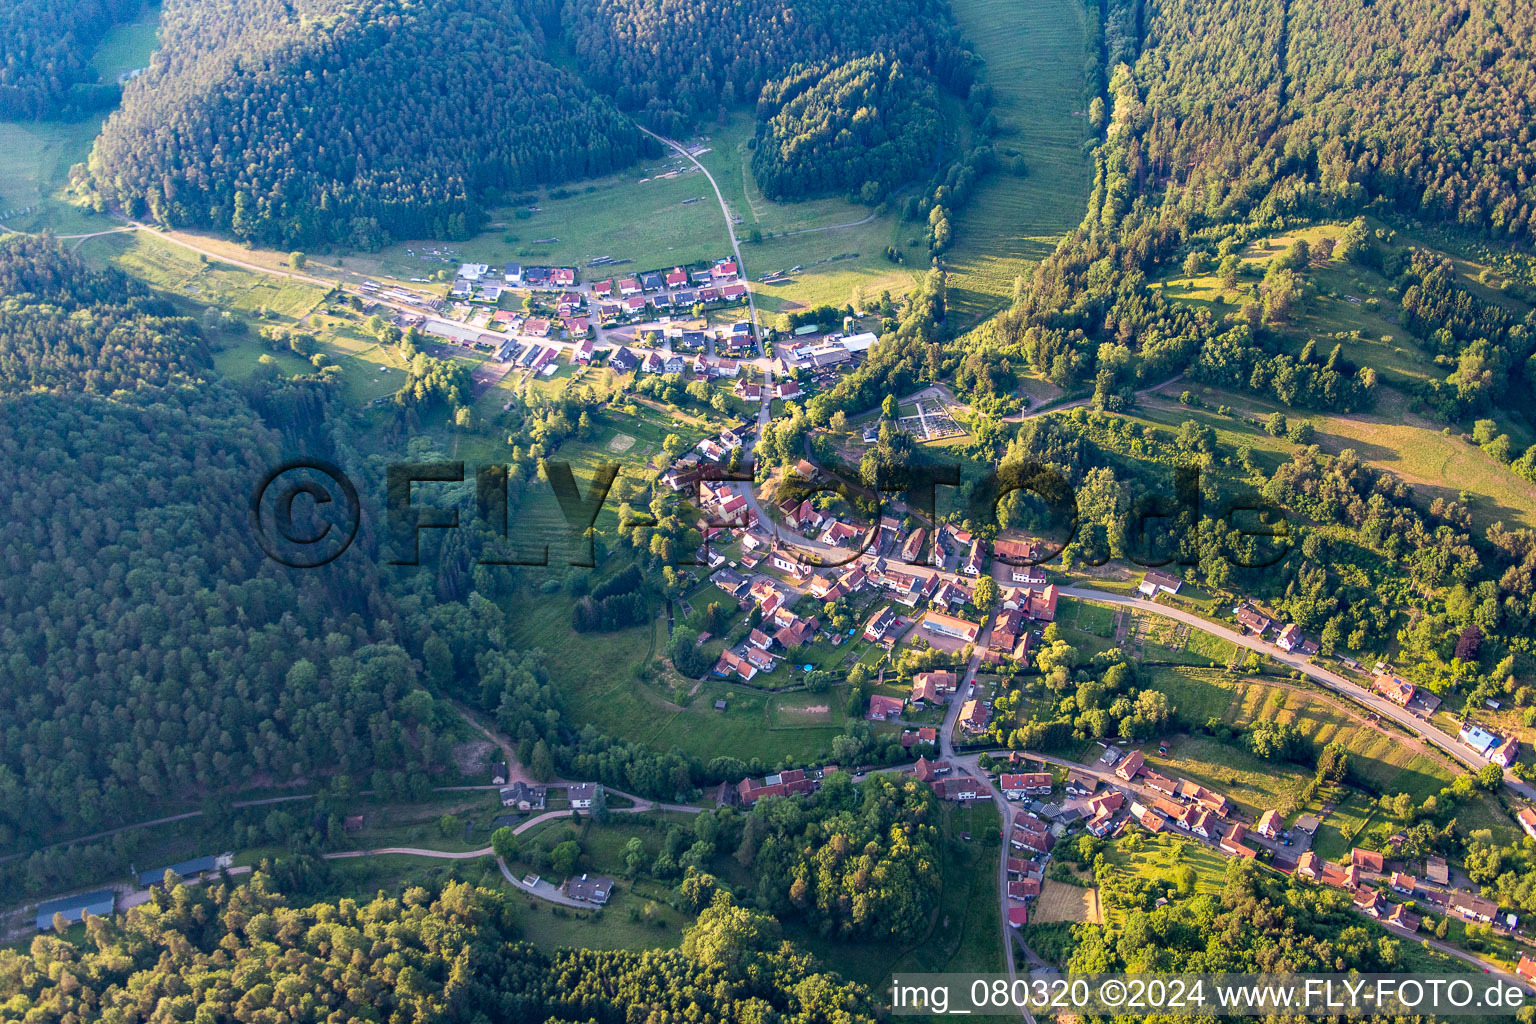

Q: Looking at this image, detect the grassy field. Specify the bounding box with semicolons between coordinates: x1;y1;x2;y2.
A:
90;4;162;82
504;590;851;765
0;8;162;237
941;0;1095;325
0;119;109;236
1133;385;1536;530
1147;735;1314;818
1099;832;1230;928
1033;879;1102;924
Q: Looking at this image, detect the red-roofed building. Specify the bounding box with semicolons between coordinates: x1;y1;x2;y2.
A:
1372;672;1416;706
1001;773;1053;798
1351;848;1384;872
867;695;905;721
1114;750;1144;781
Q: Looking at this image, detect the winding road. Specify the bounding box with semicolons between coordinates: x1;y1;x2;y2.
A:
636;126;763;347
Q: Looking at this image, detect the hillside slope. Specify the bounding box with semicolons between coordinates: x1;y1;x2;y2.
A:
87;0;650;248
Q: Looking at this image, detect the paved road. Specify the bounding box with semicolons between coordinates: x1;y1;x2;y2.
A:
636;126;761;346
1058;587;1535;800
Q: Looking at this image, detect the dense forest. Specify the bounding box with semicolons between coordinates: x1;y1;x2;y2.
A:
0;0;141;118
83;0;972;247
728;771;940;940
563;0;966;133
0;237;447;849
751;56;943;203
0;876;877;1023
87;0;651;249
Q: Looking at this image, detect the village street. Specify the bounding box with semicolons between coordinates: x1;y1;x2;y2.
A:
1056;588;1535;799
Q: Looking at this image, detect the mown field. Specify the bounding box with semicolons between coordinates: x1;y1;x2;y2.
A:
941;0;1095;325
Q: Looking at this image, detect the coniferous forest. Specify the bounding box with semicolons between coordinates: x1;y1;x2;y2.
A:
0;236;443;848
86;0;653;249
82;0;967;246
0;0;142;118
751;56;943;203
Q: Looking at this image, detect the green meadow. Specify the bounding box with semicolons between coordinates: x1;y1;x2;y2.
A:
941;0;1095;325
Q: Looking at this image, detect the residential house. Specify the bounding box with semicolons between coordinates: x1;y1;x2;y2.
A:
498;782;546;812
1011;826;1052;853
618;277;641;296
1008;878;1042;900
1132;801;1166;833
736;767;826;805
1492;735;1520;767
1390;872;1418;895
567;784;599;809
1373;672;1416;706
1066;770;1099;796
745;647;775;673
790;500;825;532
900;727;939;748
910;670;957;705
710;567;751;598
1297;851;1322;880
1256;809;1282;839
565;874;614;904
959;699;991;734
1276;623;1306;651
867;694;905;721
1451;892;1499;923
1000;773;1053;799
491;762;510;785
863;605;897;643
989;608;1028;656
1189;809;1215;838
900;527;927;563
1138;570;1183;597
714;649;757;681
1113;750;1145;781
1519;807;1536;842
1519;956;1536;985
1086;809;1117;837
1460;721;1501;756
1234;603;1271;634
824;521;864;547
1425;855;1450;886
1220;823;1257;858
748;628;773;651
1354;888;1384;917
961;539;983;576
1387;903;1422;934
665;267;688;288
1352;848;1385;873
608;346;638;372
935;776;986;801
913;756;952;782
774;616;817;649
